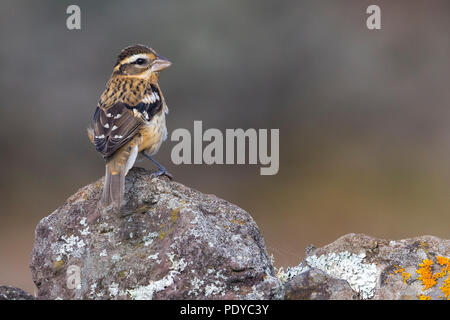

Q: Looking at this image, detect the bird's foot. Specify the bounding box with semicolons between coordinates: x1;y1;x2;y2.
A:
150;168;173;180
142;152;174;180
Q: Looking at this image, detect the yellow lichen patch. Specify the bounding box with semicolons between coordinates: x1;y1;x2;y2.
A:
231;219;246;225
52;259;65;271
416;259;437;290
93;180;104;191
436;256;450;300
402;272;411;284
393;266;403;274
387;265;411;285
441;278;450;300
437;256;450;266
395;267;411;284
419;294;431;300
170;206;183;223
415;255;450;300
159;231;166;240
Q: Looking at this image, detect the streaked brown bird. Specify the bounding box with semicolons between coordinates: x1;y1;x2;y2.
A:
88;44;172;209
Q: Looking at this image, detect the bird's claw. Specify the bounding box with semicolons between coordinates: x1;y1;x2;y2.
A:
150;169;173;180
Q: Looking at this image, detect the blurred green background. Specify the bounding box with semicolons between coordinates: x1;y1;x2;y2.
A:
1;0;449;294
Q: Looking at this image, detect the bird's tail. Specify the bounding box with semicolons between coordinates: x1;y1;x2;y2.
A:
101;144;139;209
101;160;126;209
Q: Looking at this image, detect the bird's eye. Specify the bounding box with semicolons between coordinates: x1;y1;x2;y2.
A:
136;58;146;65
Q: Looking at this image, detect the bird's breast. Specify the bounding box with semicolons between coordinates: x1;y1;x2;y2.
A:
138;110;167;155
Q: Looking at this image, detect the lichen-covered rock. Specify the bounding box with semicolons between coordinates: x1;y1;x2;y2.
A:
30;167;282;300
0;286;35;300
284;268;357;300
282;233;450;300
29;168;449;301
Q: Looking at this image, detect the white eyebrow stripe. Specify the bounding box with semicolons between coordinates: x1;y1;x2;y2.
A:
121;53;149;65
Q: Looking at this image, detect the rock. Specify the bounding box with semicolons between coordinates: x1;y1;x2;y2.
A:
28;167;449;300
0;286;35;300
284;268;357;300
30;167;282;300
283;233;450;300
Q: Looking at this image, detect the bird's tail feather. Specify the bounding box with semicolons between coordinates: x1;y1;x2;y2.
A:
101;143;139;209
101;161;125;209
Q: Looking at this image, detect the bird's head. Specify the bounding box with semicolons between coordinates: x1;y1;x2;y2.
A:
112;44;171;79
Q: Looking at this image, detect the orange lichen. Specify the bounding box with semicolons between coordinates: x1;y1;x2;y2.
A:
437;256;450;266
401;271;411;284
393;266;404;274
416;259;437;290
415;256;450;300
392;266;411;284
436;256;450;299
440;278;450;299
231;219;246;225
419;294;431;300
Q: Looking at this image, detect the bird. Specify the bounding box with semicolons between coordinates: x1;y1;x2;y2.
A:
88;44;173;210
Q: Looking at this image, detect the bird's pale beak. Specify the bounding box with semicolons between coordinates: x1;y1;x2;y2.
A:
151;55;172;72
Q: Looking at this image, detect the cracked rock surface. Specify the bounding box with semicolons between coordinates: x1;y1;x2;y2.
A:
30;167;282;300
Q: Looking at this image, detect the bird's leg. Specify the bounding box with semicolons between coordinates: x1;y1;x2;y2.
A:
142;152;173;180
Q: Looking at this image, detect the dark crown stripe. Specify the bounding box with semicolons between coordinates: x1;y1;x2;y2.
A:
115;44;154;66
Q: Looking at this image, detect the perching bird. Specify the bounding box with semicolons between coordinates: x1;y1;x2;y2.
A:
88;44;172;209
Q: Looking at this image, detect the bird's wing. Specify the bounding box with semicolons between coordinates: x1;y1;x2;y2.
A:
92;91;164;159
92;102;142;158
136;84;164;120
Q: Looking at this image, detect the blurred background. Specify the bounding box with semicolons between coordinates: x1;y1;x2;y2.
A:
0;0;449;294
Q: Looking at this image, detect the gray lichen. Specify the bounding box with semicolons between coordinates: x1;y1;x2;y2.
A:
305;251;378;299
